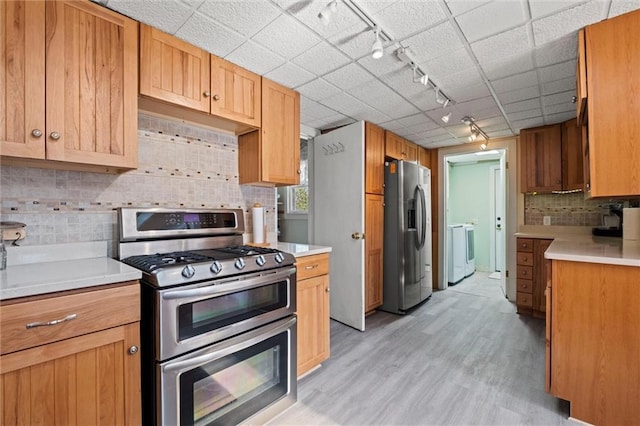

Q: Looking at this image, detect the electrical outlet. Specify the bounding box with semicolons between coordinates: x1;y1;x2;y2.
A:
543;216;551;226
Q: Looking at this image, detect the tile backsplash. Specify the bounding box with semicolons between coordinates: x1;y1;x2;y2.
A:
0;114;275;257
525;192;609;226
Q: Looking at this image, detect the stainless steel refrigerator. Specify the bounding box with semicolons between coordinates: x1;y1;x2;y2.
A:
381;160;433;314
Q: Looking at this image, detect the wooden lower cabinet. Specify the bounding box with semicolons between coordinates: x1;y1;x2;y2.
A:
548;260;640;425
296;253;330;377
0;282;141;425
516;237;550;318
365;194;384;312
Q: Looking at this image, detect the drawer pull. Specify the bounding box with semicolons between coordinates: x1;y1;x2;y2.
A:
26;313;77;329
305;264;319;270
522;257;528;261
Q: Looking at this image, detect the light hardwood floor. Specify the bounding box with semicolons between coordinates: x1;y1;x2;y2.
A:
273;272;571;425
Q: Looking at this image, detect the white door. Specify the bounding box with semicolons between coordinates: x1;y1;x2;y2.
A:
311;122;365;331
489;164;506;295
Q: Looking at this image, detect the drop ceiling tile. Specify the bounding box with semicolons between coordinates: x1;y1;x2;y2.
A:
483;123;511;133
504;98;540;113
401;22;464;64
296;78;343;101
323;63;376;91
318;92;371;116
476;115;509;128
306;114;355;129
393;113;433;129
456;0;527;43
497;85;540;104
466;106;502;121
512;117;545;132
542;90;575;106
349;78;397;104
405;119;442;135
380;68;426;99
196;1;281;38
105;0;194;34
488;129;516;138
175;13;246;57
276;0;363;39
393;127;414;137
539;60;576;83
356;0;397;16
529;0;583;19
419;48;477;80
509;108;544;121
482;52;535;81
405;90;443;111
265;62;316;88
544;102;575;115
292;42;351;77
445;123;471;138
378;99;422;120
454;96;499;115
252;14;321;59
532;1;608;46
445;0;491;16
416;127;450;139
379;119;405;131
491;70;538;93
534;34;577;67
609;1;640;18
301;96;338;119
225;40;285;75
542;77;575;96
372;1;447;40
471;25;532;65
544;111;576;124
358;46;409;78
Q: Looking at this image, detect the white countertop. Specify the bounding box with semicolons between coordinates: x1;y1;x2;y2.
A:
275;242;332;258
0;242;142;301
515;225;593;240
544;237;640;267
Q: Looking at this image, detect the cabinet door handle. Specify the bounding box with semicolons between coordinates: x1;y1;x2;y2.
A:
213;94;220;101
49;131;61;140
326;288;330;293
128;345;139;355
31;129;43;138
305;264;319;270
203;91;211;97
26;313;77;329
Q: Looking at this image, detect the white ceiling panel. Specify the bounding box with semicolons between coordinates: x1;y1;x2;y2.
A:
356;0;397;15
528;0;583;19
511;117;545;131
444;0;491;16
471;25;532;66
482;52;535;81
196;0;281;38
497;85;540;104
175;13;246;57
300;96;338;119
292;42;351;77
307;114;356;129
277;0;363;39
491;70;539;93
328;21;376;60
105;0;195;34
357;46;409;78
265;62;316;88
542;90;575;106
454;96;500;114
544;111;576;124
372;1;447;40
419;47;477;80
323;62;376;91
456;0;527;43
609;0;640;17
252;14;322;59
504;98;541;113
534;34;577;67
509;108;544;121
224;40;285;75
544;101;575;115
349;79;397;104
404;119;442;135
539;59;576;83
532;1;608;46
542;77;575;95
401;22;464;64
296;78;343;101
378;98;422;120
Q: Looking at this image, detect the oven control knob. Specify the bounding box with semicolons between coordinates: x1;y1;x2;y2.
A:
275;252;285;264
210;261;222;274
256;255;266;266
234;258;246;270
182;264;196;279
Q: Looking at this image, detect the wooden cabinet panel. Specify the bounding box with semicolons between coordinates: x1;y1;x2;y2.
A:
533;239;552;314
140;24;210;113
210;56;261;128
585;9;640;197
516;238;551;317
404;141;418;162
517;279;532;293
0;0;46;159
516;291;532;308
384;131;417;162
365;194;384;312
297;273;329;377
1;323;141;426
517;252;533;266
517;239;533;252
561;119;584;191
576;29;587;125
296;253;329;281
45;0;138;169
418;147;431;168
520;124;562;193
365;122;384;195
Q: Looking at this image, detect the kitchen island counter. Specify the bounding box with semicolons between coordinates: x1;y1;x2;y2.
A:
276;242;332;258
544;237;640;267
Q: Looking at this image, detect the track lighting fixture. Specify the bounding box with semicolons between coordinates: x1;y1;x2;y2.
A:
468;131;478;142
461;116;489;147
412;65;429;86
371;27;383;59
441;112;452;123
480;142;488;150
318;1;338;25
435;89;450;107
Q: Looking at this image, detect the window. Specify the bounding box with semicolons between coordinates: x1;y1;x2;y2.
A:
285;139;308;214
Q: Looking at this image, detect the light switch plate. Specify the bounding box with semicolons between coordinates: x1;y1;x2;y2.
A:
543;216;551;226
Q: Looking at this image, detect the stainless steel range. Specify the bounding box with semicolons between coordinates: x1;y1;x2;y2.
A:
117;207;297;426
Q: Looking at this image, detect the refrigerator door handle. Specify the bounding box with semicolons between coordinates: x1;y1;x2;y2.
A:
414;185;427;250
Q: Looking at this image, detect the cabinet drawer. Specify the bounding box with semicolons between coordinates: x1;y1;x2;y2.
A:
517;252;534;266
0;282;140;355
296;254;329;281
517;239;534;252
516;291;533;308
517;279;533;294
517;265;533;280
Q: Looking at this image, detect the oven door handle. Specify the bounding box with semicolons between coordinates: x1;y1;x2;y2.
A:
161;267;296;300
162;316;297;373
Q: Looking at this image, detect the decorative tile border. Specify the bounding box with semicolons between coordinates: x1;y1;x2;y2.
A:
524;193;638;226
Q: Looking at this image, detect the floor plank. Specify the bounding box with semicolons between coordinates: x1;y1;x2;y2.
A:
273;272;571;425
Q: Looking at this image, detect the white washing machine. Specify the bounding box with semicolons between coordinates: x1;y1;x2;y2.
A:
463;224;475;277
447;225;465;285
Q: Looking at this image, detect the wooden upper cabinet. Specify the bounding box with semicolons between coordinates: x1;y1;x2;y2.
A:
520;124;562;193
239;78;300;186
210;56;261;128
365;122;384;195
0;0;46;159
585;9;640;197
140;24;210;112
576;29;587;125
418;146;431;169
1;0;137;171
45;0;138;169
404;141;418;162
561;119;584;191
385;131;417;162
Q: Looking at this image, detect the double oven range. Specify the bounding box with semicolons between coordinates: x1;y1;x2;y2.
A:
117;207;297;426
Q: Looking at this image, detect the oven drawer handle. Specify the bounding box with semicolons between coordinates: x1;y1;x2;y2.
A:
26;313;77;329
162;316;296;373
162;267;296;300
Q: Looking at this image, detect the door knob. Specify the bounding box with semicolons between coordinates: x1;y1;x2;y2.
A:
351;232;361;240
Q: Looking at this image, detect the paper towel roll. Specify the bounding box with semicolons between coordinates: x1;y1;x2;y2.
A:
252;203;265;244
623;207;640;240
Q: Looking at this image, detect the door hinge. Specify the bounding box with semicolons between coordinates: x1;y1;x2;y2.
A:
506;270;509;278
505;161;509;169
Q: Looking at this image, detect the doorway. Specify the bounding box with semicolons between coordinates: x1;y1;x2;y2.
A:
442;148;508;297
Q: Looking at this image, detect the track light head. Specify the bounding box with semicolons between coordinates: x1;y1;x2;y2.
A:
435;88;450;107
441;112;452;123
461;116;474;125
468;131;478;142
371;28;383;59
480;142;488;150
318;1;338;25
